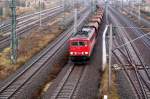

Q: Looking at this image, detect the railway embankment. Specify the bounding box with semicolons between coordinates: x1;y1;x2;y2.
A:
0;11;72;80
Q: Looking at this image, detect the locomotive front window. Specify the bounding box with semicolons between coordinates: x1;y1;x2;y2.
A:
79;42;85;46
71;41;87;46
72;42;78;46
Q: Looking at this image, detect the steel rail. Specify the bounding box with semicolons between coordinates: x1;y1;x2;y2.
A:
115;24;150;80
115;31;148;98
0;6;62;31
123;8;150;27
0;6;63;35
124;31;150;80
122;32;150;98
117;48;148;99
112;50;142;99
110;7;150;49
50;64;84;99
0;7;63;50
114;30;150;99
0;10;91;99
17;6;62;21
109;7;150;99
112;9;150;79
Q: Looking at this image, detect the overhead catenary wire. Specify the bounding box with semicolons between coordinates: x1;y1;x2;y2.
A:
113;32;150;50
112;26;150;29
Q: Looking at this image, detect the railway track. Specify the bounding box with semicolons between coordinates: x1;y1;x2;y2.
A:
110;7;150;50
0;6;63;51
109;8;150;99
0;10;91;99
50;63;85;99
122;7;150;27
113;47;150;99
113;30;150;99
43;11;106;99
0;6;62;35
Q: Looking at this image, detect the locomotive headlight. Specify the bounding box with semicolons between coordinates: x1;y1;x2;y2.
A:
70;52;73;55
85;52;88;54
74;52;77;55
81;52;84;55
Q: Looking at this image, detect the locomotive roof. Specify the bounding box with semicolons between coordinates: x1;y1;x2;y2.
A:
70;27;95;40
88;22;99;25
87;22;99;29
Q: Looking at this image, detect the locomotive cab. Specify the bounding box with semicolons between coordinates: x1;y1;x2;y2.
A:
69;39;90;62
69;28;96;63
70;40;89;56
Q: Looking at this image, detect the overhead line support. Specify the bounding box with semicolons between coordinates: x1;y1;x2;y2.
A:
10;0;17;64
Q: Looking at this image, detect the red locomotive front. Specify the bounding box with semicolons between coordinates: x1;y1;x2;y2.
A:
69;39;90;57
69;27;96;62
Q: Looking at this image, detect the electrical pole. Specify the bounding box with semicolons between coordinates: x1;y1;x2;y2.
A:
10;0;17;64
74;8;77;35
92;0;95;13
105;0;108;25
73;0;77;35
138;0;141;24
39;0;42;27
108;24;113;93
73;0;74;9
62;0;65;19
132;0;135;14
121;0;123;9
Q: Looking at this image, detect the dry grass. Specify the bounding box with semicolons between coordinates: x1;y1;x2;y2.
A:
0;20;63;80
16;7;33;16
0;7;32;21
0;16;8;21
32;63;63;98
141;28;150;33
0;48;19;79
0;7;74;80
145;16;150;20
32;53;69;98
100;65;120;99
100;65;109;96
109;70;120;99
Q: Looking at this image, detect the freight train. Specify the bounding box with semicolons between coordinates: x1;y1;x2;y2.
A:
69;7;104;63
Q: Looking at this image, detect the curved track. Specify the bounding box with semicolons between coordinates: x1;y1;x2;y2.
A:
110;7;150;49
113;31;150;99
109;7;150;99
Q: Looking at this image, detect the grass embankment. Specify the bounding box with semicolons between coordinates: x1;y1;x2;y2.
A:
0;16;7;21
0;19;64;80
0;7;33;21
16;7;34;16
33;58;69;98
100;65;120;99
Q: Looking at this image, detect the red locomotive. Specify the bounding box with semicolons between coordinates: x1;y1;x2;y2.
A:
69;8;104;63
